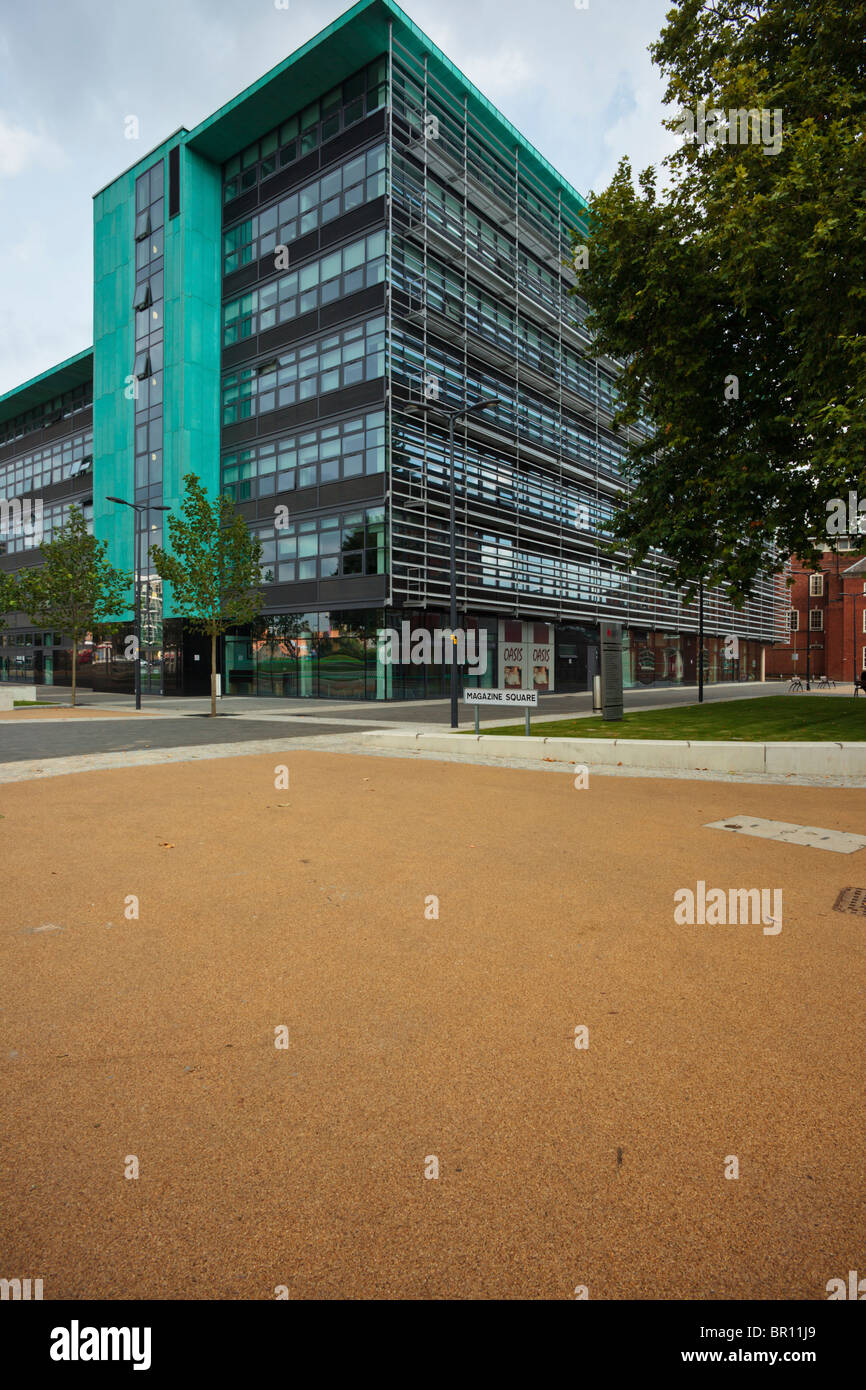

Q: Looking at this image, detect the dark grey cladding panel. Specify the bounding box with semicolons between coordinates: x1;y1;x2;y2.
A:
319;474;385;509
288;230;319;266
242;476;384;528
223;263;259;298
319;283;385;329
223;187;258;224
262;579;318;607
323;379;385;414
320;109;386;163
270;398;319;434
42;407;94;445
16;477;93;507
222;417;258;448
221;382;385;450
223;200;388;290
224;289;384;371
222;340;255;371
284;483;319;513
319;198;385;249
250;484;318;523
0;407;93;463
0;550;45;573
257;311;319;356
319;574;386;604
259;150;320;202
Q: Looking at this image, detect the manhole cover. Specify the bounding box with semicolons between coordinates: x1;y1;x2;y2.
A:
833;888;866;915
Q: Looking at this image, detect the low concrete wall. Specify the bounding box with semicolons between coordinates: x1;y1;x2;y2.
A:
363;730;866;777
0;684;37;710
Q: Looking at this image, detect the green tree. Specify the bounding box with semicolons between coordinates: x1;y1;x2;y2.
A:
16;506;131;707
574;0;866;600
0;570;19;632
151;473;264;716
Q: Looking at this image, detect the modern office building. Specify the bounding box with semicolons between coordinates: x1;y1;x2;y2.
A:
0;0;785;700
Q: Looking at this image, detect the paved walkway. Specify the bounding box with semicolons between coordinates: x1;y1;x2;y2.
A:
14;679;801;725
0;729;861;788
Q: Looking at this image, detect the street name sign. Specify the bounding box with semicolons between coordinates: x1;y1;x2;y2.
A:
463;688;538;707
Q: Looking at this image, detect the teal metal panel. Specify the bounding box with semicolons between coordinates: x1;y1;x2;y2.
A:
93;134;221;617
163;145;222;516
161;144;222;615
92;164;136;582
93;138;178;578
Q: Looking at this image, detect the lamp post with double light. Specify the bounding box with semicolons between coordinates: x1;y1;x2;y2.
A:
106;496;170;709
403;394;497;728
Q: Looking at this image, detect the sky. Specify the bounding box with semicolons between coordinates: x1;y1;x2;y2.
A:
0;0;676;397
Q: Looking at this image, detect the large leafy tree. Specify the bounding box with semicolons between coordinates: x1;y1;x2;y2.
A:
151;473;264;716
16;506;131;706
574;0;866;599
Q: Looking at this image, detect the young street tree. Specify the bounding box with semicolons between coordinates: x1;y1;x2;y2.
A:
16;505;131;707
0;570;19;633
151;473;264;716
573;0;866;601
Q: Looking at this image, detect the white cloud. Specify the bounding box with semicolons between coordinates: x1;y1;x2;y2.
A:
0;114;62;177
460;48;536;100
595;77;681;192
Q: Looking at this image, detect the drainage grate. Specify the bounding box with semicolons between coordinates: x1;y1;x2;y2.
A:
833;888;866;915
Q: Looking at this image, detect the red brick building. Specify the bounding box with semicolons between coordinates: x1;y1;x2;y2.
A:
764;551;866;685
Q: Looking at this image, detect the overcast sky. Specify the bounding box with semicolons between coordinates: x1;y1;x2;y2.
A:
0;0;675;396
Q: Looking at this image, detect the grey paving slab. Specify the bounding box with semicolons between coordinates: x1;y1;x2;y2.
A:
705;814;866;853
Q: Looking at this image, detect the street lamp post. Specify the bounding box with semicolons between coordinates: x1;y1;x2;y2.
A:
698;579;705;704
106;496;169;710
404;395;496;728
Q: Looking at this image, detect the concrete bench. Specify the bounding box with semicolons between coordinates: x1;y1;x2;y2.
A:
0;684;38;710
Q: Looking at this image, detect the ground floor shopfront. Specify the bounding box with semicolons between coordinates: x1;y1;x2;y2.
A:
224;610;766;701
0;607;767;700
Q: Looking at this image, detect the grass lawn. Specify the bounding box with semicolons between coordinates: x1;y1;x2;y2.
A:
478;696;866;742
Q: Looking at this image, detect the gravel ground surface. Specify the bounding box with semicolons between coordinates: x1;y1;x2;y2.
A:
1;750;863;1299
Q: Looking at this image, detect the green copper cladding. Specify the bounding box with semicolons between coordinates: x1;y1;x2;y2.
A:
93;138;172;582
162;145;222;530
93;135;221;615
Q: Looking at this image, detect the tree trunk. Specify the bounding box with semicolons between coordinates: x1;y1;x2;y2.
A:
210;630;217;717
71;639;77;708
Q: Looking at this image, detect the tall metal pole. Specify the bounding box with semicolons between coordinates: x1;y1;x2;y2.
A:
805;579;811;691
133;505;142;711
449;412;458;730
698;579;704;704
854;582;858;695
